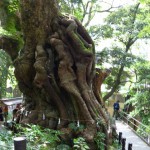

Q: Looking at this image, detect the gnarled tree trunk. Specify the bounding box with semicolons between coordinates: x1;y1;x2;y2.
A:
2;0;111;149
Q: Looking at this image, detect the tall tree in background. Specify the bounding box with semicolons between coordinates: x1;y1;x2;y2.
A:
96;3;149;101
125;61;150;126
0;0;112;149
139;0;150;36
59;0;122;27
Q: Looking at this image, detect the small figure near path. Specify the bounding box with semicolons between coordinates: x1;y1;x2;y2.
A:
113;100;120;120
3;105;8;125
0;106;4;126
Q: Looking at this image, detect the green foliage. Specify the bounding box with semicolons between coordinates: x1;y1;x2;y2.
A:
98;25;114;38
0;129;13;147
138;0;150;37
0;0;22;98
136;124;150;139
0;124;62;150
129;82;150;144
94;132;106;150
134;61;150;81
0;27;13;37
73;137;90;150
59;0;112;29
126;91;150;125
59;0;83;20
0;49;18;98
99;47;138;67
0;0;23;44
0;50;13;98
140;0;150;3
96;3;150;100
56;144;71;150
109;139;121;150
68;122;85;132
8;0;19;13
6;0;20;33
102;3;146;41
97;46;144;92
16;124;62;149
73;7;83;21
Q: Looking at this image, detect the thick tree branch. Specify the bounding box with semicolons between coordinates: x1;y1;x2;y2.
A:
96;5;123;13
120;78;143;84
103;65;124;101
82;2;95;27
0;37;19;61
81;1;90;23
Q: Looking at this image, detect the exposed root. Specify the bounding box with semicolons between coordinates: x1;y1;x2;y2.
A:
49;33;94;123
33;44;68;128
33;45;48;88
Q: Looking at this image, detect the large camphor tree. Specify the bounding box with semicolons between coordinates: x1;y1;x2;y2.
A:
0;0;112;149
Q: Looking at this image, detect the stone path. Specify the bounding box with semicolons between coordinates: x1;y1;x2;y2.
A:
116;120;150;150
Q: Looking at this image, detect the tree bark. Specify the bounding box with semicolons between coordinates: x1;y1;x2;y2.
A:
93;68;111;107
2;0;111;149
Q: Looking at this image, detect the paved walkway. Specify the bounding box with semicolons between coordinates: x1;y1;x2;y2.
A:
116;120;150;150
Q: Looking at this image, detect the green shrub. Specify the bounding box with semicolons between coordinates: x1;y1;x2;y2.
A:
0;124;62;150
94;132;105;150
73;137;90;150
68;122;85;132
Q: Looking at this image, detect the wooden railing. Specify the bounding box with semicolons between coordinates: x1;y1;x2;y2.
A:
119;111;150;146
118;132;133;150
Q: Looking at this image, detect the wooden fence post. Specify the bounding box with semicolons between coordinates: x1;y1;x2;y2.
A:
118;132;122;144
128;143;132;150
14;137;26;150
133;120;136;130
122;138;126;150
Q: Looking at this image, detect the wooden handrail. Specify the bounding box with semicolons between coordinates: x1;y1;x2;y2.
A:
120;111;148;129
119;111;150;146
